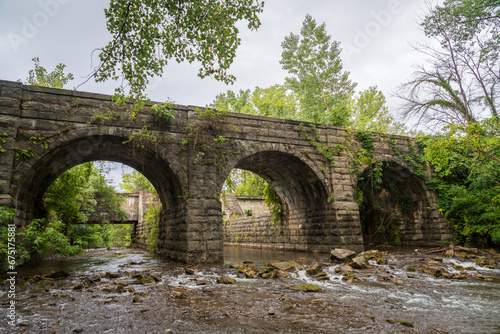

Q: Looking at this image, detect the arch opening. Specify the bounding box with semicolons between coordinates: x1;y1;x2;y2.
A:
12;134;184;259
356;161;429;247
221;151;333;252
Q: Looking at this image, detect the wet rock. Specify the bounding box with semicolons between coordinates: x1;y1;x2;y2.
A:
475;257;496;267
456;246;478;255
73;283;84;290
73;328;84;333
453;264;464;271
338;264;354;272
397;320;414;328
360;250;388;265
277;272;291;279
288;284;322;292
115;280;129;286
47;270;70;279
407;266;416;272
116;284;126;293
35;280;52;291
269;261;300;272
137;274;161;285
315;272;330;281
419;265;443;277
342;273;358;283
132;295;143;303
216;276;236;284
330;248;356;262
451;273;468;280
184;268;195;275
305;264;323;276
239;265;260;278
104;272;120;279
475;275;494;281
261;269;279;279
350;255;368;269
196;280;208;286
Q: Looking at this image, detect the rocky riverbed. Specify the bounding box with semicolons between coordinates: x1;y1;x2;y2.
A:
1;246;499;333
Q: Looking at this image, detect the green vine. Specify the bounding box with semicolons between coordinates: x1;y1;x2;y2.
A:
388;135;425;179
297;124;340;168
0;133;8;153
123;125;159;151
263;183;281;225
89;109;123;126
14;136;51;161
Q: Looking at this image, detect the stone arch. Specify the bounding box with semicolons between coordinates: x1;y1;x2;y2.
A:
11;128;185;232
356;160;436;247
220;144;338;252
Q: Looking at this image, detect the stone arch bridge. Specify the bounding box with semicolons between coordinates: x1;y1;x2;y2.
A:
0;80;451;263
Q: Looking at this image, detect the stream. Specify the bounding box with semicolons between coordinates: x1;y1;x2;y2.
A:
1;246;499;333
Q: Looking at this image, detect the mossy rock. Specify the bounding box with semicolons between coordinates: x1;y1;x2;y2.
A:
289;284;322;292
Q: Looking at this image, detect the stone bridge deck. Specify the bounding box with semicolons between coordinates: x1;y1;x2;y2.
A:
0;80;452;263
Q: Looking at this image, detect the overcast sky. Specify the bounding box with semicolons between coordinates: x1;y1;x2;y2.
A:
0;0;433;189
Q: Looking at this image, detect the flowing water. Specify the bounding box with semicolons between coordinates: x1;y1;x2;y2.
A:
1;246;499;333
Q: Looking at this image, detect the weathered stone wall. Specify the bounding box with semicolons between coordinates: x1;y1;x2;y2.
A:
0;80;452;263
131;191;160;250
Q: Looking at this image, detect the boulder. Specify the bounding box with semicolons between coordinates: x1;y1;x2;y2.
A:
350;255;368;269
269;261;299;272
338;264;354;272
216;276;236;284
419;265;443;277
360;250;387;265
330;249;357;262
305;264;323;276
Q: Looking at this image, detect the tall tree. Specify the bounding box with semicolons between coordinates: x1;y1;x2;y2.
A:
212;85;297;119
280;14;356;125
350;86;407;134
398;0;500;128
94;0;264;103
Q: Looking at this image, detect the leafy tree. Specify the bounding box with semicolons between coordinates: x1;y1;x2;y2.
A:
120;169;155;192
43;163;94;223
423;118;500;245
212;85;297;119
94;0;264;104
250;85;297;119
280;14;356;125
397;0;500;246
43;162;127;250
350;86;407;134
22;57;74;88
398;0;499;128
212;89;253;115
234;170;267;196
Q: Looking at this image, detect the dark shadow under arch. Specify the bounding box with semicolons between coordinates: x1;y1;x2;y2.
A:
356;161;430;247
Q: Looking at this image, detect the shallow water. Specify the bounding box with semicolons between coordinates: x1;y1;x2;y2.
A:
1;246;499;333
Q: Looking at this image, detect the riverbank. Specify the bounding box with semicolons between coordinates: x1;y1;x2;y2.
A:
1;246;499;333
